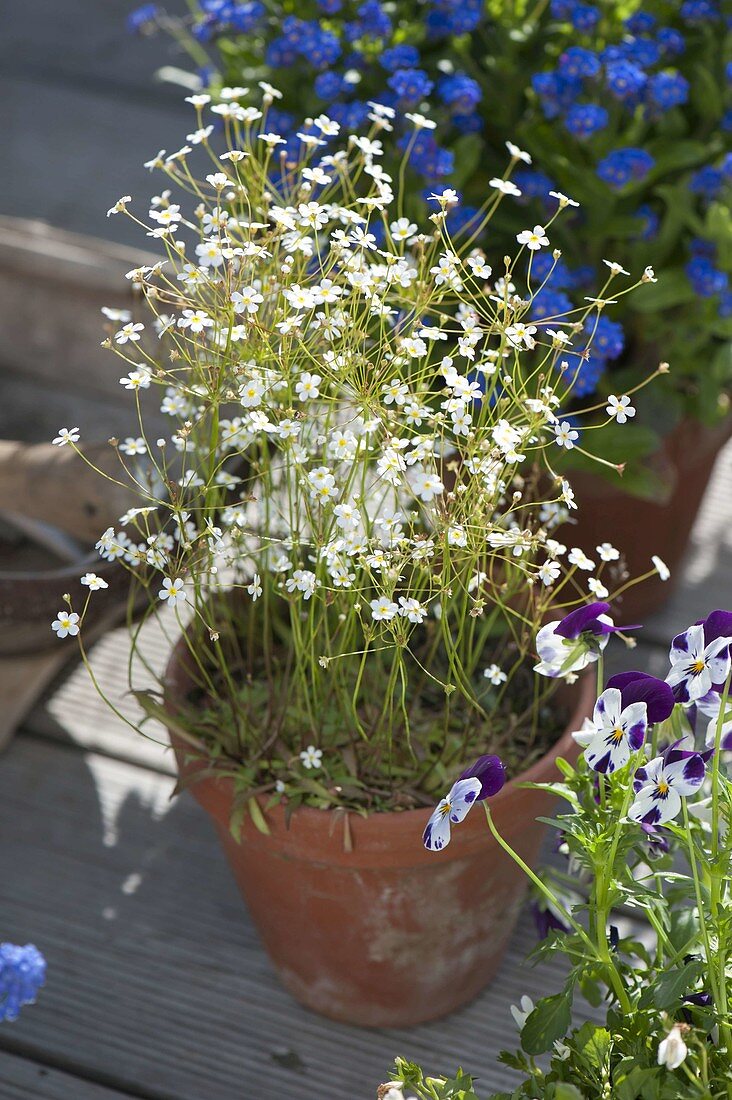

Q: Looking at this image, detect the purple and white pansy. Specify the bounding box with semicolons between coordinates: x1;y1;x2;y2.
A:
629;744;708;826
574;688;648;774
423;754;505;851
695;690;732;751
534;602;635;680
572;673;673;774
666;611;732;705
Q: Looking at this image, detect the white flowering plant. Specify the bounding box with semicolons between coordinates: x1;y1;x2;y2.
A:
57;86;663;816
384;610;732;1098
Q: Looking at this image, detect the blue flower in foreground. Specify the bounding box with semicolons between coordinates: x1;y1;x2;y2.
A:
423;755;505;850
534;602;635;679
690;165;724;199
626;10;656;34
680;0;719;23
380;44;419;72
0;943;46;1022
629;744;707;825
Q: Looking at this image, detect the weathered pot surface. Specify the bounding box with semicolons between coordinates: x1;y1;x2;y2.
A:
165;646;594;1027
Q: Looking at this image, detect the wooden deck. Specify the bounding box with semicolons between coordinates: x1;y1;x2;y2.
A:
0;441;729;1098
2;6;732;1095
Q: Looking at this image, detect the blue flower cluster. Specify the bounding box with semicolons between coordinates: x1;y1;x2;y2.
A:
0;942;46;1022
193;0;266;42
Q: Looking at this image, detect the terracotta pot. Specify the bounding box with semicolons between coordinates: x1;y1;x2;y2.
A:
562;415;732;622
165;647;594;1027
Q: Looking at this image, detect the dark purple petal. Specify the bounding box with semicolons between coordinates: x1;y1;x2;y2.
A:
532;901;569;941
672;629;691;653
554;602;611;639
608;925;620;952
606;671;675;724
702;610;732;646
626;720;647;752
664;742;713;767
633;765;648;792
641;822;670;856
458;754;506;800
684;991;713;1007
591;749;613;774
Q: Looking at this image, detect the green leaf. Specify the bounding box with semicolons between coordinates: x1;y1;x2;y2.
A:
639;958;705;1010
580;1026;611;1072
247;796;271;835
631;268;696;313
521;990;573;1055
552;1086;585;1100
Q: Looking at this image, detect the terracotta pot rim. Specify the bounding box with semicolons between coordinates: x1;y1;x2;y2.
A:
165;637;595;856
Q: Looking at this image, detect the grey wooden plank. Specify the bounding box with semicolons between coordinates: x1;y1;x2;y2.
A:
3;75;189;247
0;736;609;1100
0;1052;131;1100
1;1;189;106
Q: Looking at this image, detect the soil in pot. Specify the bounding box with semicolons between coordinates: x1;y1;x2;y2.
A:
165;641;594;1027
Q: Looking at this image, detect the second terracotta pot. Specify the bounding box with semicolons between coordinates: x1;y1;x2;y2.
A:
562;415;732;622
166;650;594;1027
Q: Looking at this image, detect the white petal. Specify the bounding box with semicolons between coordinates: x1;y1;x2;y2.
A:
423;804;452;851
447;777;482;823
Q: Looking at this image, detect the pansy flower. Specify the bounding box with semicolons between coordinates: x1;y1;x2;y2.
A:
535;602;636;679
629;744;707;826
573;686;648;774
695;689;732;750
666;613;732;704
423;755;505;851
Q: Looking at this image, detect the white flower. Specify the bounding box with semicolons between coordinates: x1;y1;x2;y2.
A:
120;437;147;456
120;368;152;390
603;259;630;277
300;745;323;770
483;664;507;686
51;611;80;639
517;225;549;251
490;178;522;197
398;597;427;624
588;578;609;599
405;112;436;130
158;577;187;608
537;559;561;586
657;1026;688;1070
390;217;417;242
370;597;399;622
411;471;444;503
178;309;214;333
506;141;531;164
52;427;80;447
596;542;619;562
549;190;579;208
114;322;144;344
606;395;636;424
510;995;534;1030
247;574;262;601
652;555;670;581
231;287;264;314
285;569;318;599
107;196;132;217
554;421;578;449
295;372;321;401
81;573;109;591
568;547;595;571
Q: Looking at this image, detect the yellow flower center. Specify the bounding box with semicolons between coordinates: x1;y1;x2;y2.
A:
612;728;624;743
692;660;705;674
656;781;669;797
